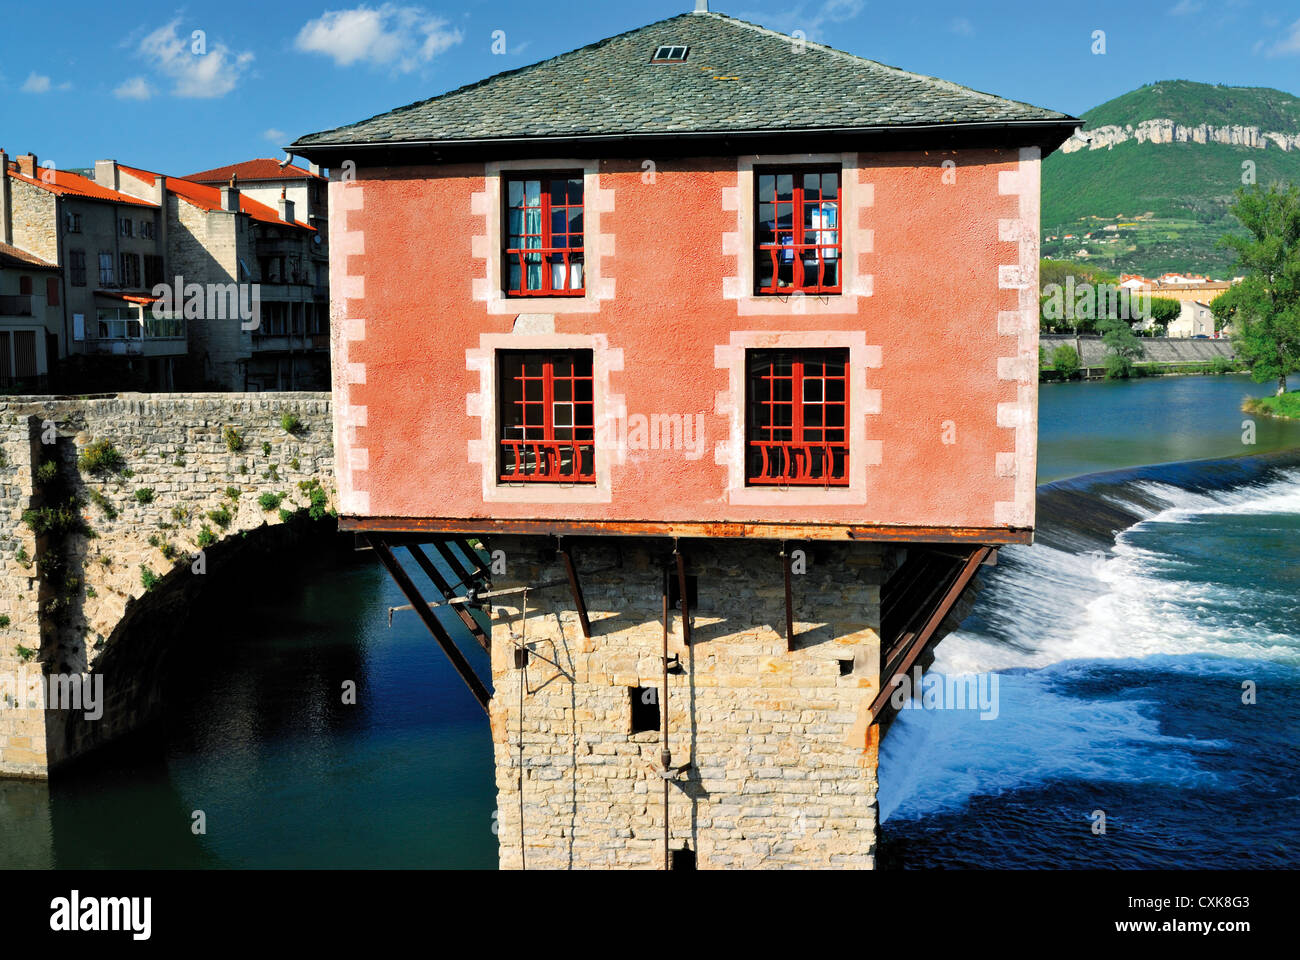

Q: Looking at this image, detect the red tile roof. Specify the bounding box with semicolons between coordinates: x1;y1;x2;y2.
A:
4;164;157;207
0;241;58;271
117;163;315;232
183;158;323;183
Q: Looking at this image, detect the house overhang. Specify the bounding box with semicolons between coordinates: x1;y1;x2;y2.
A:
289;118;1081;169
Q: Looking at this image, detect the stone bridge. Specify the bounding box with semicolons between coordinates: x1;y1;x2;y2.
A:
0;393;335;778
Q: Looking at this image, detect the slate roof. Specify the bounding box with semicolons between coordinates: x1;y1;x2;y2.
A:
294;11;1073;150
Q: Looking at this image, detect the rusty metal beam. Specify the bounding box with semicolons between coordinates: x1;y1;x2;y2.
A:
781;542;795;651
557;539;591;639
675;545;691;647
405;543;491;653
869;545;993;722
339;515;1033;545
368;535;491;715
452;537;491;582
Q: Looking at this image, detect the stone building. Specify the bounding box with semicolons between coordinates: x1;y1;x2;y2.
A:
0;150;177;390
0;241;61;390
294;5;1078;869
0;150;329;393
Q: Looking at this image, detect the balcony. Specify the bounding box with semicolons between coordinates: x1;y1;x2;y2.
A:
85;316;187;358
0;295;33;317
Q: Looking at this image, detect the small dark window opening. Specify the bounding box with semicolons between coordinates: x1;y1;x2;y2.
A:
513;646;530;669
651;45;689;63
671;846;697;870
838;658;855;677
630;686;660;735
667;572;698;609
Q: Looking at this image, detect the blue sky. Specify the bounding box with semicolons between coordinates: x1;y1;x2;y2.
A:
1;0;1297;176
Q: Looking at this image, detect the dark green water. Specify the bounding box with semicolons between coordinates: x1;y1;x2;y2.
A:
0;544;498;869
2;371;1297;869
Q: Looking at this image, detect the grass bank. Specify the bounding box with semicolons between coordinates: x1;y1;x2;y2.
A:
1244;391;1300;420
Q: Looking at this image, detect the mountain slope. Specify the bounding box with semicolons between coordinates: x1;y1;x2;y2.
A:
1042;80;1300;277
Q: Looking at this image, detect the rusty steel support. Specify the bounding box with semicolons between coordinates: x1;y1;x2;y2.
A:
674;541;691;647
781;541;795;651
406;543;491;653
868;545;993;722
556;538;592;639
452;537;492;582
661;563;671;871
368;535;491;715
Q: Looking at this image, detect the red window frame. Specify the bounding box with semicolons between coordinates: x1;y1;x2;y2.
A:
503;174;585;298
498;350;596;483
746;349;850;486
754;166;842;296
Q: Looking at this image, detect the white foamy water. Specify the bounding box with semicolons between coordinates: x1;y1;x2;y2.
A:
880;468;1300;823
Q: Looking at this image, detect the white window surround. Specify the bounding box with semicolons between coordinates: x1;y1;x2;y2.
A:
466;326;624;504
714;330;882;507
722;152;874;317
470;159;615;315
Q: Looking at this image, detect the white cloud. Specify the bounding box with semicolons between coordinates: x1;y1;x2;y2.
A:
737;0;865;40
21;72;70;93
1168;0;1204;14
294;4;463;73
113;76;154;100
137;20;254;97
950;17;974;36
263;128;288;143
1267;17;1300;56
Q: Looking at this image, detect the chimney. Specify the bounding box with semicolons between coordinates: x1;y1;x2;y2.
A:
278;187;295;225
95;159;120;191
219;174;240;212
0;149;11;245
308;161;321;177
16;153;37;179
694;0;709;11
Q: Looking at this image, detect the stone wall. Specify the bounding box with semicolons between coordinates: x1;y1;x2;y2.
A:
6;178;58;266
487;535;893;870
0;392;335;778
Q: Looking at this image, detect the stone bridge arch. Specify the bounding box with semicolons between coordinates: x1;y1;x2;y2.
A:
0;393;335;778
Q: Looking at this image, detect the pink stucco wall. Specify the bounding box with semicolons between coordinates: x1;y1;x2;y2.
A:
329;147;1039;535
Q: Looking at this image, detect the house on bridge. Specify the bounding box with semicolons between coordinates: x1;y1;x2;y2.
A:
293;3;1078;870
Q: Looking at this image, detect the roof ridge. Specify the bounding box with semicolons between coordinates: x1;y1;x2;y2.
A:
698;11;1062;115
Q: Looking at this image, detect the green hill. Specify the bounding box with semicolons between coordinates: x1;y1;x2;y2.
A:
1083;80;1300;130
1042;80;1300;277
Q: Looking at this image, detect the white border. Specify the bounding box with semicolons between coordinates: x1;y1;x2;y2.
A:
713;331;882;506
471;159;615;314
722;152;873;316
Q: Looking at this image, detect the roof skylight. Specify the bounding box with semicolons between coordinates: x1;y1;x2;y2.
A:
651;45;689;63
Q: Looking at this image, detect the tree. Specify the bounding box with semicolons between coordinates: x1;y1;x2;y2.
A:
1149;297;1181;335
1051;344;1081;380
1097;316;1145;379
1217;183;1300;395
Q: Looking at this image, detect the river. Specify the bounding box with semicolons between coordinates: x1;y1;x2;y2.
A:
2;373;1298;869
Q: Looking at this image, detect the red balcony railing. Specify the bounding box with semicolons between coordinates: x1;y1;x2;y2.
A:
505;248;584;297
748;440;849;486
499;439;595;483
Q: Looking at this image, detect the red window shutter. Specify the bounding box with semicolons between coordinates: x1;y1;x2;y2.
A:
746;349;850;486
46;277;59;307
19;276;32;295
498;350;595;483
